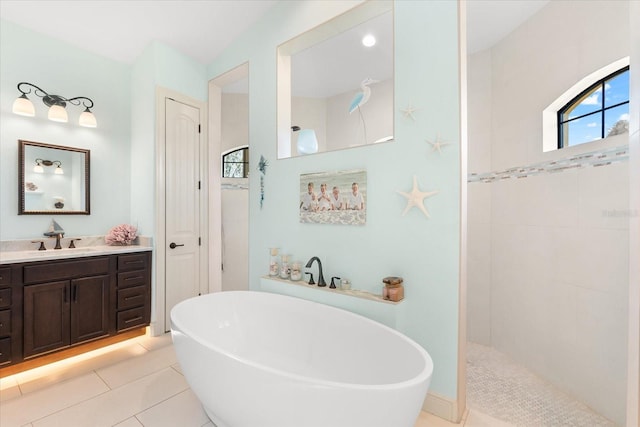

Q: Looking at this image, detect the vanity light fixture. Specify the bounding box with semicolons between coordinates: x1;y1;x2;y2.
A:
34;159;63;174
33;159;44;174
12;82;97;128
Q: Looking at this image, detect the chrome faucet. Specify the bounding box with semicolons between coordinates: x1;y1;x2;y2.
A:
305;256;326;287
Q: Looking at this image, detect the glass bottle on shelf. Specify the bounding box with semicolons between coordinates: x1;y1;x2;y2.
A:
279;254;291;279
290;260;303;281
269;248;280;276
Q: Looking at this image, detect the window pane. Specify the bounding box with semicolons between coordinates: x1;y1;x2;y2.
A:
222;148;249;178
562;112;602;147
226;151;243;162
605;103;629;137
605;70;629;108
561;85;601;122
225;163;243;178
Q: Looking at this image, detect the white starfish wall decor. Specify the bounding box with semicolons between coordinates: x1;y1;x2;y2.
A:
426;133;450;155
400;103;419;121
397;175;438;218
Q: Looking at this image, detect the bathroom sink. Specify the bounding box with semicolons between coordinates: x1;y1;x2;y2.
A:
1;246;104;263
0;244;150;264
61;247;102;254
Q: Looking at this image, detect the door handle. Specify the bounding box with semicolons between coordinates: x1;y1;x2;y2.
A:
169;242;185;249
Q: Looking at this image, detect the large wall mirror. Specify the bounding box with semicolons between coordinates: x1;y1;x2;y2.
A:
277;0;394;159
19;140;90;215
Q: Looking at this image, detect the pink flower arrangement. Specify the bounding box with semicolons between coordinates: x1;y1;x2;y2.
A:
105;224;138;246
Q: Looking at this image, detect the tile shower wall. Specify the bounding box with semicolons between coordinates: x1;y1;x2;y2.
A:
466;1;630;425
484;161;628;426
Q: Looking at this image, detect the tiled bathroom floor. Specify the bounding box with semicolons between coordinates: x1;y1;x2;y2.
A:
0;331;502;427
467;342;616;427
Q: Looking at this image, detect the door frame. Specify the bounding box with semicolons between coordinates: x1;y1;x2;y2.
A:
152;86;208;335
207;62;250;295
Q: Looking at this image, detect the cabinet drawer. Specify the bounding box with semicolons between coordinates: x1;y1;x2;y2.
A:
23;257;109;284
0;267;11;287
117;286;147;310
0;337;10;365
0;310;10;337
0;288;11;309
117;307;147;332
118;253;148;272
117;270;148;289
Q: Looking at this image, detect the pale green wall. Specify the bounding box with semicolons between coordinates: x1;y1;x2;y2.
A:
0;21;207;242
0;20;131;239
207;0;462;399
0;0;463;401
129;41;207;237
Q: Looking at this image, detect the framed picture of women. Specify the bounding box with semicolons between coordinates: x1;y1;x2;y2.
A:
299;169;366;225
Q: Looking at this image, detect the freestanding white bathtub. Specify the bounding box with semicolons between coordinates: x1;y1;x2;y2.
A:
170;291;433;427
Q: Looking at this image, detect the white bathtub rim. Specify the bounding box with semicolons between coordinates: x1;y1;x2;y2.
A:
171;290;434;391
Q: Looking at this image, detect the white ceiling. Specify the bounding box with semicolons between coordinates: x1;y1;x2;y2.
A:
0;0;278;64
1;0;550;66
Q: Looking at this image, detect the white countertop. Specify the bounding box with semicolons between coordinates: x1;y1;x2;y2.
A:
0;244;152;265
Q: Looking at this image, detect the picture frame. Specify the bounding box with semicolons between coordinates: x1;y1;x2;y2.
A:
299;169;366;225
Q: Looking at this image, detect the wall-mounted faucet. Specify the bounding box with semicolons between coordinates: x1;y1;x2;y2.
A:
305;256;326;287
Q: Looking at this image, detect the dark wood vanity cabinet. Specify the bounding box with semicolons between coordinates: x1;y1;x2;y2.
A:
116;252;151;332
0;251;151;369
23;275;110;358
0;267;13;366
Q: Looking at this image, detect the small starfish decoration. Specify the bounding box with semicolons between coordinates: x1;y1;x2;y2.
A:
400;103;419;121
397;175;438;218
426;133;450;155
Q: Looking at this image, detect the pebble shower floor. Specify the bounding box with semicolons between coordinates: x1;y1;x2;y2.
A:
466;342;616;427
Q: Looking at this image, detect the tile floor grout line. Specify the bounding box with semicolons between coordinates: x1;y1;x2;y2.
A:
94;367;113;390
130;387;193;426
8;341;154;399
23;375;115;426
24;366;183;427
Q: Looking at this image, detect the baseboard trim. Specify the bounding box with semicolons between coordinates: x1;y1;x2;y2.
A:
423;391;461;423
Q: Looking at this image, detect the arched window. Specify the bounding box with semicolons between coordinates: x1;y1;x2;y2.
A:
222;147;249;178
557;66;629;148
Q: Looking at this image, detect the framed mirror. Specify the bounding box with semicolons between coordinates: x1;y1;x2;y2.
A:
18;139;90;215
277;0;394;158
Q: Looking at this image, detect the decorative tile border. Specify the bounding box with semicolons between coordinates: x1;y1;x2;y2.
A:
221;182;248;190
468;145;629;183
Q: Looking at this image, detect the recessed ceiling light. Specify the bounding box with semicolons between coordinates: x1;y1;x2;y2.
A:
362;34;376;47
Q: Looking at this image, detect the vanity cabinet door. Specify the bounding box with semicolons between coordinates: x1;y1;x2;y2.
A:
23;281;70;359
70;275;110;344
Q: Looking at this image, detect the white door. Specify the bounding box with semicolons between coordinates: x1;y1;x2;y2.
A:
164;98;201;332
